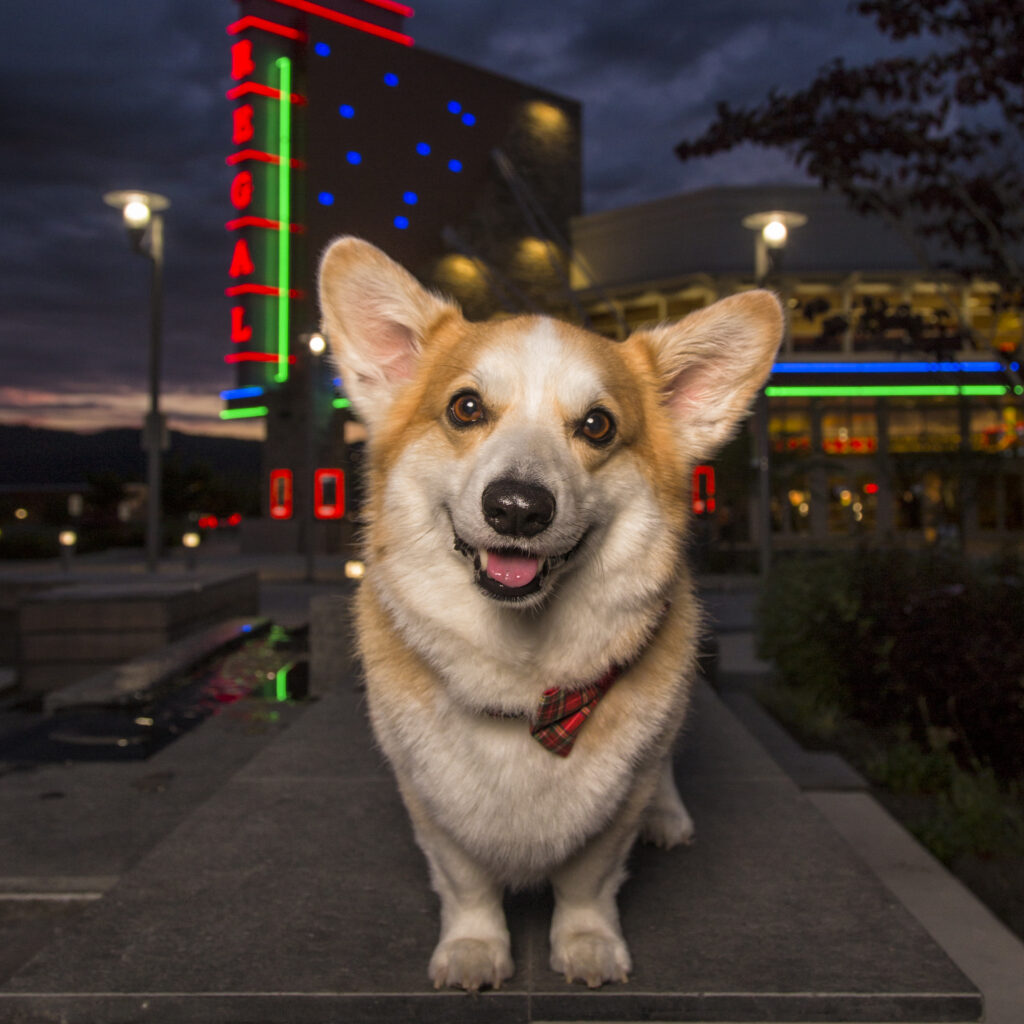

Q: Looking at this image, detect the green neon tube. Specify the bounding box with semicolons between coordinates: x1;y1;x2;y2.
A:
765;385;1008;399
276;665;289;702
332;397;352;409
219;406;270;420
275;57;292;384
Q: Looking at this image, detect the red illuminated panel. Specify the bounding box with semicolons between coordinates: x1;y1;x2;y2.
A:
692;465;716;516
264;0;415;45
269;470;294;520
227;17;308;42
314;469;346;520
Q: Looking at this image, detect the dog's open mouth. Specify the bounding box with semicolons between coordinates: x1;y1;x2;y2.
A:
453;534;583;602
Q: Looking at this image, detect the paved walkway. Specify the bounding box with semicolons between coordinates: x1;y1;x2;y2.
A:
0;552;1020;1021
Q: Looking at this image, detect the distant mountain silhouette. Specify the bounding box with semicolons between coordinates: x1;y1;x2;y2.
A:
0;425;260;487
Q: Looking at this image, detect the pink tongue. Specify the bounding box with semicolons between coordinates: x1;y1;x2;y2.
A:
485;551;540;588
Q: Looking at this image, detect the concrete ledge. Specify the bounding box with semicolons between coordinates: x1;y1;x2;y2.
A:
1;677;981;1022
18;571;260;693
44;616;269;712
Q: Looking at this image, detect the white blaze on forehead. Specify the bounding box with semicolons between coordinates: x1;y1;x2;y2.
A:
471;319;604;418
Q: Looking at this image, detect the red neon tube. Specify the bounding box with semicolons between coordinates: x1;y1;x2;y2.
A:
226;149;306;169
225;216;306;233
264;0;414;45
227;17;308;41
225;352;298;364
225;284;307;298
226;81;307;105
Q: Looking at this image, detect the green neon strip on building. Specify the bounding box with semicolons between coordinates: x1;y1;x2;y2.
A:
765;385;1008;399
332;397;352;409
276;665;289;702
275;57;292;384
219;406;270;420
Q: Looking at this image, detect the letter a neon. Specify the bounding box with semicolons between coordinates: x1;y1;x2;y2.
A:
229;238;255;278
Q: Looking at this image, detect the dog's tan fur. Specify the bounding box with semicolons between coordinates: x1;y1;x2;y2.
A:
319;238;783;990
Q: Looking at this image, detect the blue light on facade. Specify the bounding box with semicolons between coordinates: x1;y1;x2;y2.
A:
394;215;410;230
339;104;355;118
317;191;335;206
461;113;476;126
347;151;362;165
448;159;463;172
416;142;431;155
384;73;399;87
402;191;418;205
447;100;461;114
314;42;330;56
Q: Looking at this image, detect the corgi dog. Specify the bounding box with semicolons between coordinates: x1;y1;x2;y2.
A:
318;238;783;991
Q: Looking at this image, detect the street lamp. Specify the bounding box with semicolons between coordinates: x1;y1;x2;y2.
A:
103;189;170;573
305;333;327;582
741;210;807;285
741;209;806;578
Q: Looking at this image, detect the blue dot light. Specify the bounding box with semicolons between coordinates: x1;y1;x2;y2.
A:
447;100;462;114
384;72;399;87
339;104;355;118
314;42;330;56
448;159;463;173
461;113;476;126
402;191;418;205
394;215;410;230
416;142;431;155
347;151;362;165
317;191;335;206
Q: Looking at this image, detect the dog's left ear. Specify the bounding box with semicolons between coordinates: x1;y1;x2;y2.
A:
633;290;783;459
318;237;459;431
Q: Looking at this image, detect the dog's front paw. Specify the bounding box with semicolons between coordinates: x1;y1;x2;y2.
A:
640;801;695;849
429;936;514;992
551;929;631;988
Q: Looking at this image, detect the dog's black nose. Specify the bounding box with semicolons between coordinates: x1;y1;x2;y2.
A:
482;479;556;538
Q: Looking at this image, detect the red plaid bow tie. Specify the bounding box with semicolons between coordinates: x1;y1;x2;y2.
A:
530;665;621;757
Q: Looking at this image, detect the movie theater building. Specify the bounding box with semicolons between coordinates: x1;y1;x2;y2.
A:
223;0;581;552
569;185;1024;553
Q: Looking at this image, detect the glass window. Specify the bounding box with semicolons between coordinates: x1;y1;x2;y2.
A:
821;400;878;455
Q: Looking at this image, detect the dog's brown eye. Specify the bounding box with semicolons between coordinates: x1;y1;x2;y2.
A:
579;408;616;445
448;391;485;426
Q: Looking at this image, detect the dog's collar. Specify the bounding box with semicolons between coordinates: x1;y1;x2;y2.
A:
487;602;671;758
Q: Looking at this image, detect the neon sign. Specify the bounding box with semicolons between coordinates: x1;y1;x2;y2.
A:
222;0;416;425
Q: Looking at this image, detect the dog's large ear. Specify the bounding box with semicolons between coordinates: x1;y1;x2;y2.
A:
318;237;459;431
634;290;783;460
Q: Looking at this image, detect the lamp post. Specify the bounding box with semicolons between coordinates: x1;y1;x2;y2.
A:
306;332;327;582
741;210;806;578
104;190;170;573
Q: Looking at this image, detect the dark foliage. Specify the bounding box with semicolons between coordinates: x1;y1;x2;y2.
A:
758;548;1024;778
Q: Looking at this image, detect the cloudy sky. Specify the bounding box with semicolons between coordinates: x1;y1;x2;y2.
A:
0;0;889;440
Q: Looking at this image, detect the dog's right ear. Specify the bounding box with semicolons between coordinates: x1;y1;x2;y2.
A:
318;237;459;431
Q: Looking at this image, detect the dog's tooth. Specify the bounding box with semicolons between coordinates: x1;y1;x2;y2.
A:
479;549;488;571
